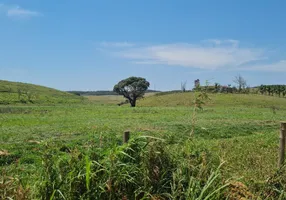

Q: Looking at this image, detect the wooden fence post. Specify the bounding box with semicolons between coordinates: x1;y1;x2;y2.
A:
278;122;286;168
123;131;130;143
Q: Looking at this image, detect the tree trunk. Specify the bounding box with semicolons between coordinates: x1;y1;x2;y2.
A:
130;99;136;107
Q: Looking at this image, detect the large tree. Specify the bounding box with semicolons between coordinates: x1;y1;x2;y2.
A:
233;75;247;92
113;77;150;107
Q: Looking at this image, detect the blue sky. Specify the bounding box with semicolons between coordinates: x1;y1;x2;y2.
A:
0;0;286;91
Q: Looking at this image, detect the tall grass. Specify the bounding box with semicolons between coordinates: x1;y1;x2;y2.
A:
2;135;286;199
23;136;228;199
0;170;30;200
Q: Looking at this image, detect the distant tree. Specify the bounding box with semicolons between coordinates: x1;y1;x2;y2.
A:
181;81;187;92
73;92;81;96
270;86;275;96
276;85;283;97
17;88;22;100
245;86;251;94
259;85;266;95
282;86;286;97
26;91;35;103
220;85;227;93
266;85;271;95
233;75;247;92
258;85;286;97
194;79;200;87
113;77;150;107
232;86;238;93
227;84;233;93
214;82;221;93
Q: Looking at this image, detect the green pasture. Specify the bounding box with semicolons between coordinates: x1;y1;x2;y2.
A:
1;92;286;199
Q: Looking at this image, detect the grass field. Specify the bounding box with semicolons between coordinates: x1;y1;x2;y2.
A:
0;80;83;104
1;92;286;199
86;92;157;105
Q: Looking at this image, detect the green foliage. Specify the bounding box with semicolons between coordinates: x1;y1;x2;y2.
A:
259;84;286;97
31;137;227;199
259;165;286;199
193;92;210;111
113;77;150;107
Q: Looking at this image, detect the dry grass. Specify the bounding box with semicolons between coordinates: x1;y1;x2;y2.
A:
0;150;10;156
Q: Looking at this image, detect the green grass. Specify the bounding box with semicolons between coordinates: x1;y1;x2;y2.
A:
1;92;286;199
86;92;157;105
0;80;84;104
139;92;286;108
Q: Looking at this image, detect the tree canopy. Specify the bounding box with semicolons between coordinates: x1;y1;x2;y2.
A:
113;77;150;107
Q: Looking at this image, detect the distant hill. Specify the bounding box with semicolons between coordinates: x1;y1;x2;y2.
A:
0;80;84;105
67;89;160;96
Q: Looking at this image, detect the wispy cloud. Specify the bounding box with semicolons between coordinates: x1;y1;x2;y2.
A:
0;4;41;19
202;39;239;47
242;60;286;72
7;6;40;18
98;40;269;70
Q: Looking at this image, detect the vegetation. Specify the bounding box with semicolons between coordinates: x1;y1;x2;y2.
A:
1;79;286;199
259;85;286;97
233;75;247;92
68;90;159;96
139;92;286;107
191;76;250;94
113;77;150;107
181;81;187;92
0;80;83;105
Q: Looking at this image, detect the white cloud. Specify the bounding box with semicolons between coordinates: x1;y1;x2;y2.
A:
99;40;265;70
7;6;40;18
0;4;40;19
97;39;286;72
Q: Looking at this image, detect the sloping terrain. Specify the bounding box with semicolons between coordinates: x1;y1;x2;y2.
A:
0;80;83;104
138;92;286;108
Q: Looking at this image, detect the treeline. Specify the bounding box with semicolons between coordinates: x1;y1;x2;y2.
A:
194;84;286;97
68;90;118;96
180;76;286;97
259;85;286;97
194;84;250;94
68;90;160;96
155;90;188;96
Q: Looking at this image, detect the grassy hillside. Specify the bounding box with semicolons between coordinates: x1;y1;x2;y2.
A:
139;92;286;108
0;80;84;104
